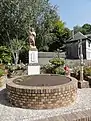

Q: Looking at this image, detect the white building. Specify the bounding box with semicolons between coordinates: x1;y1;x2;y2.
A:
66;32;91;60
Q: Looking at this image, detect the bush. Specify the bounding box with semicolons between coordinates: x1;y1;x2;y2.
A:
0;69;5;77
6;63;27;77
54;67;65;75
49;58;65;67
0;64;6;77
41;58;65;75
0;64;5;70
41;64;53;74
0;46;12;64
71;66;91;80
84;66;91;76
7;63;26;72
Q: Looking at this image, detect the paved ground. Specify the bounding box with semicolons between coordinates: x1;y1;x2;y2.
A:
0;85;91;121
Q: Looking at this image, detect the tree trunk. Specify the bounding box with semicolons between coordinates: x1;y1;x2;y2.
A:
15;52;19;65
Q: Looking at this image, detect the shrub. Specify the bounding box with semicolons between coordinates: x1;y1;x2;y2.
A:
41;64;53;74
49;58;65;67
0;64;5;70
0;46;12;64
41;58;65;75
84;66;91;76
71;66;91;80
0;69;5;77
7;63;26;72
54;67;65;75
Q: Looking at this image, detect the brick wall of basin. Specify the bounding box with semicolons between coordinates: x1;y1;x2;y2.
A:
6;76;78;109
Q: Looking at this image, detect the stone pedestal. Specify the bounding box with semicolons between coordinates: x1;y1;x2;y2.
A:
28;64;40;75
29;50;38;63
28;47;40;75
78;80;89;88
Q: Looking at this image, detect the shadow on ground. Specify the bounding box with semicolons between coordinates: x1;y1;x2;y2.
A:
0;88;13;107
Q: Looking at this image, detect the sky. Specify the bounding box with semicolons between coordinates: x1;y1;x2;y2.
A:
50;0;91;29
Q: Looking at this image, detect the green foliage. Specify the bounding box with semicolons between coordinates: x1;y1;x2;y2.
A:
71;66;91;80
7;64;26;72
49;20;71;51
49;58;65;67
0;64;5;77
6;63;26;77
84;67;91;76
8;39;26;65
53;20;65;35
71;66;80;79
73;24;91;35
81;24;91;35
41;64;53;74
0;0;60;52
54;67;65;75
0;46;12;64
41;58;65;75
0;64;5;70
9;39;25;51
0;69;4;77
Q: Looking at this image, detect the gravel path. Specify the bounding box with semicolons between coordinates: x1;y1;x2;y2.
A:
0;85;91;121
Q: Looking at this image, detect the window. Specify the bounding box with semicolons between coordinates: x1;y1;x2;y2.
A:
88;40;90;47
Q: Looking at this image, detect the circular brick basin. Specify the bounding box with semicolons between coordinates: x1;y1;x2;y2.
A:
6;75;78;109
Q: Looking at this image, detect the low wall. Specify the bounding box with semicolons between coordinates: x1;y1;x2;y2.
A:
6;76;77;109
38;52;65;65
38;52;91;66
65;59;91;67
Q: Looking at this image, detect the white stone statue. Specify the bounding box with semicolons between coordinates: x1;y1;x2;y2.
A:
29;28;36;48
28;27;40;75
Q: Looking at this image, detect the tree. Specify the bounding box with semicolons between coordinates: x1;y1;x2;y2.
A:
81;24;91;35
35;3;59;51
73;25;81;34
73;24;91;35
0;0;59;52
49;20;71;51
0;0;28;44
9;39;26;65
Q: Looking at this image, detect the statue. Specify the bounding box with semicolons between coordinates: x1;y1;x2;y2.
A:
28;27;40;75
29;28;36;48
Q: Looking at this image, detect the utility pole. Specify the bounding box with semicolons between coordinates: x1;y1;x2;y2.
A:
79;39;84;81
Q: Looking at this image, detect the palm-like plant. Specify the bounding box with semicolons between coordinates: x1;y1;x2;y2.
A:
9;39;26;65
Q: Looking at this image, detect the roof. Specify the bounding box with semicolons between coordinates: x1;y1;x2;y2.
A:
67;32;91;43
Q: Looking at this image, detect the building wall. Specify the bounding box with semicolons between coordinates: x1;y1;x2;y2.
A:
86;40;91;60
66;42;79;59
66;40;86;59
82;40;86;59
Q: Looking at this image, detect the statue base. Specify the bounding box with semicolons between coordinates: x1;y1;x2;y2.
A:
78;80;89;88
28;64;40;75
29;50;38;64
28;48;40;75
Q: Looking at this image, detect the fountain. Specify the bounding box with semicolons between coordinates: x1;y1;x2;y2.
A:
6;28;77;109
